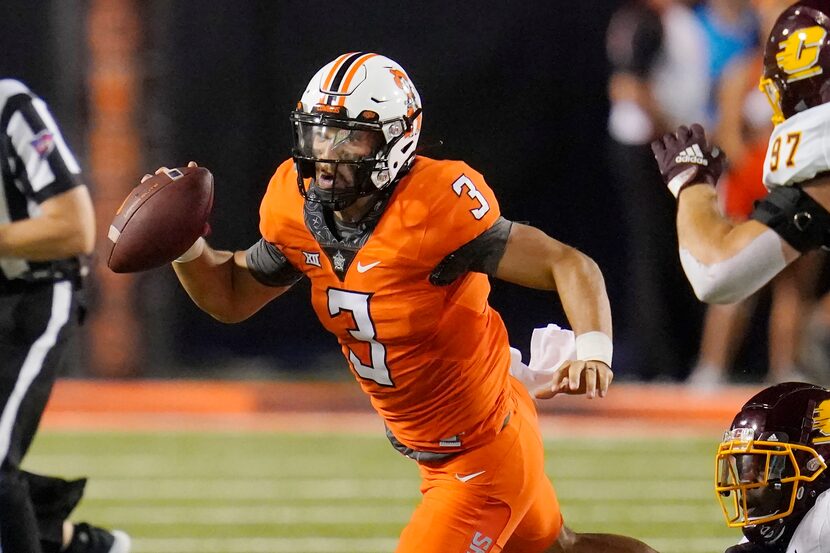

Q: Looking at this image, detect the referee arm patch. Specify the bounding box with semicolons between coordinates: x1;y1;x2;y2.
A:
2;92;82;202
245;239;304;287
750;186;830;253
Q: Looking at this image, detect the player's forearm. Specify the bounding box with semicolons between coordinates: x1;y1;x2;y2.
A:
0;215;93;260
172;246;244;323
494;224;611;335
173;246;288;323
551;249;612;338
676;185;746;263
0;185;95;260
676;186;796;303
677;184;791;264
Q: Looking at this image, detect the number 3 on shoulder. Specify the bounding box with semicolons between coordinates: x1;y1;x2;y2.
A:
452;174;490;220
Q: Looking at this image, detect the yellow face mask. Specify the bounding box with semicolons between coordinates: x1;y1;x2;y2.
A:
715;427;827;528
759;77;786;126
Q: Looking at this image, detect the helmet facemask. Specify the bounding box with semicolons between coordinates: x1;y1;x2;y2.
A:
715;427;827;529
291;109;389;211
759;77;786;126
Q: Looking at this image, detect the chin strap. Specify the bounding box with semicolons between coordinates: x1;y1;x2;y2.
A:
742;518;792;552
742;486;823;550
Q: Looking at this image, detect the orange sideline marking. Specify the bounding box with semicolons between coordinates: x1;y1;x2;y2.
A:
41;380;759;436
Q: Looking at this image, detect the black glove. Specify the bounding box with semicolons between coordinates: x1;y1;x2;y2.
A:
651;123;726;198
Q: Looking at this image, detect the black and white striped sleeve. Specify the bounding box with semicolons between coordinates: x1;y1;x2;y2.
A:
0;79;82;204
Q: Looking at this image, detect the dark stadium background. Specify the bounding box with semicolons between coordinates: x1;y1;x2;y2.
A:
1;0;730;380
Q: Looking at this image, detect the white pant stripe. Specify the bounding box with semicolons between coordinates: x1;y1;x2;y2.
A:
0;281;72;463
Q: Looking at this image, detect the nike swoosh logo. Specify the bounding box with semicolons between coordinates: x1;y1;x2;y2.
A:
356;261;381;273
454;470;486;483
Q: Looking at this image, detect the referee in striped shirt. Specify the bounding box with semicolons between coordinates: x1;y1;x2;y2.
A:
0;80;129;553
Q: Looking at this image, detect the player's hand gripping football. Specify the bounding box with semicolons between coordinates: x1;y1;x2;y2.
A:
535;360;613;400
651;123;726;198
106;160;214;272
141;161;211;263
141;160;200;185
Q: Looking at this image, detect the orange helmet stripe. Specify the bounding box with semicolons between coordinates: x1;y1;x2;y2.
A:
336;53;378;106
319;52;355;104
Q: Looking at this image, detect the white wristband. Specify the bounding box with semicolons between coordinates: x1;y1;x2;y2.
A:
173;237;206;264
575;331;613;367
667;166;698;198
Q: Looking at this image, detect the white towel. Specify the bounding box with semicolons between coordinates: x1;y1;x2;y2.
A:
509;324;576;397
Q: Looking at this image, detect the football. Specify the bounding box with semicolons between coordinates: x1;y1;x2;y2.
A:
106;166;214;273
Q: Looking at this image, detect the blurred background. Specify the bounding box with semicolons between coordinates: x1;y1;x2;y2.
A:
8;0;825;385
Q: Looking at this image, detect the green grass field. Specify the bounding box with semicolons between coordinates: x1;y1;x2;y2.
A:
24;430;737;553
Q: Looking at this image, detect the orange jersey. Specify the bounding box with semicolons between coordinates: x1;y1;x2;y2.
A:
259;156;514;453
722;139;768;221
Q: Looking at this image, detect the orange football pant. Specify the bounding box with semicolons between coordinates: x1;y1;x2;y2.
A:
395;377;563;553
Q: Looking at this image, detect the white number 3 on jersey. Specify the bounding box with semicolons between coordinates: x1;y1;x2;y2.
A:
452;175;490;220
327;288;394;387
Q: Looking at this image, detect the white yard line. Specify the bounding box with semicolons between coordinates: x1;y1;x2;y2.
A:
77;476;712;501
74;502;722;525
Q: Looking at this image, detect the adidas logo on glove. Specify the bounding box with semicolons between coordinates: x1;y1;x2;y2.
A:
674;144;709;166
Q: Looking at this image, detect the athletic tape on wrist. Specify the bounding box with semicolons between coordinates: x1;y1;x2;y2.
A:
667;167;698;198
575;331;613;366
173;237;206;264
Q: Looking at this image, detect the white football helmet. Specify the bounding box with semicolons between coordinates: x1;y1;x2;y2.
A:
290;53;423;210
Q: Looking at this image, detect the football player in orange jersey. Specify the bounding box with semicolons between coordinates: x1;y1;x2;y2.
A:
160;53;658;553
651;1;830;305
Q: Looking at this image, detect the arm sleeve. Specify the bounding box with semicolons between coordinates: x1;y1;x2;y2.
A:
430;217;513;286
679;228;788;304
1;87;82;204
750;186;830;252
245;238;304;287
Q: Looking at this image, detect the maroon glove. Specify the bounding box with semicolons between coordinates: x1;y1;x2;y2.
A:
651;123;726;198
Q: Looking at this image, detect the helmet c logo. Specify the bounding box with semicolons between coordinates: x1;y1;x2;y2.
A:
813;398;830;440
776;26;827;82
